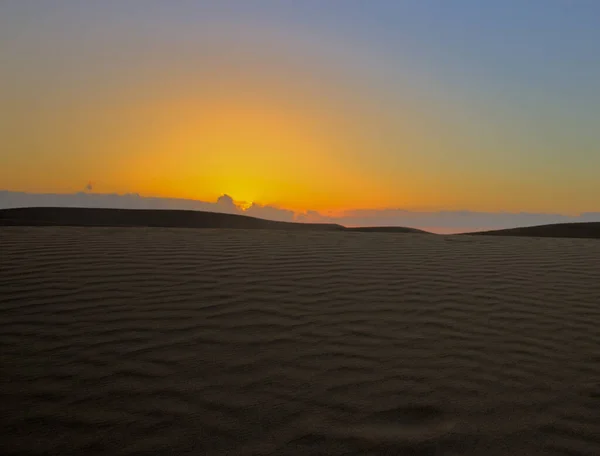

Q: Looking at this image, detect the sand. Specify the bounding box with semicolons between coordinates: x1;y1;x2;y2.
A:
2;227;600;455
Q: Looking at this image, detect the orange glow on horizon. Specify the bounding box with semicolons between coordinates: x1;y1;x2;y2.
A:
113;83;402;212
2;4;600;217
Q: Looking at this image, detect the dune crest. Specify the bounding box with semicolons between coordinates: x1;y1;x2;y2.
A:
0;207;425;234
463;222;600;239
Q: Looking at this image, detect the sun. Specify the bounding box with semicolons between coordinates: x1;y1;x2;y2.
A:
236;200;253;211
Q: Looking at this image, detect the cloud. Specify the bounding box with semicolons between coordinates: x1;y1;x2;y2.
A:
329;208;600;232
295;208;600;232
245;203;295;222
215;194;240;214
294;210;325;223
0;190;216;212
1;190;599;232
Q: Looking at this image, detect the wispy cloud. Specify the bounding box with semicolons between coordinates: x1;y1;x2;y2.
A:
1;190;599;233
304;209;600;233
244;203;295;223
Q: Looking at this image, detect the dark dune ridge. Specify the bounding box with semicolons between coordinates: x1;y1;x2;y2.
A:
345;226;430;234
2;226;600;455
3;207;600;238
464;222;600;239
0;207;426;233
0;206;345;230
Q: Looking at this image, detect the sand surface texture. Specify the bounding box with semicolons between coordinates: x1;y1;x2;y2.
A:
2;227;600;455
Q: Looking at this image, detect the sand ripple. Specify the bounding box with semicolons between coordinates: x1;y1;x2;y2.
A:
2;227;600;455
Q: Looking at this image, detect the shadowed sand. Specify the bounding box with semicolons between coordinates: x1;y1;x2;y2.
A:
2;227;600;455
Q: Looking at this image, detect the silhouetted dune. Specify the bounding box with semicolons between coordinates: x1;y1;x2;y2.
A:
462;222;600;239
8;208;600;239
0;207;347;231
346;226;429;234
0;207;434;234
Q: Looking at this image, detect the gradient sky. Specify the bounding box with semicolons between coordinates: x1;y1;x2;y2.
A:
2;0;599;214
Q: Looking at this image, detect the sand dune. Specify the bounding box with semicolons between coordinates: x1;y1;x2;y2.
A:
0;207;427;234
4;207;600;239
2;227;600;455
464;222;600;239
0;207;346;231
346;226;430;234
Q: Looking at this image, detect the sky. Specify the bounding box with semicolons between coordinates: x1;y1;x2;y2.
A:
1;1;600;230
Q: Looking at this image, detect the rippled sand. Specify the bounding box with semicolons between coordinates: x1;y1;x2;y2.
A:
2;227;600;455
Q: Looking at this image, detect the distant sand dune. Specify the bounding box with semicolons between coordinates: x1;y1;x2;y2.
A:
3;207;600;239
464;222;600;239
0;207;426;234
0;206;346;231
2;227;600;455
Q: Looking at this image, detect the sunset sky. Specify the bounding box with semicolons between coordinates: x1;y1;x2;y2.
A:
2;0;600;217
